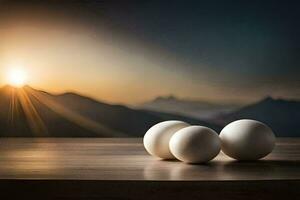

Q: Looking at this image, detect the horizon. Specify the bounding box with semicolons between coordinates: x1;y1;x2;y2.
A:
0;0;299;105
0;82;299;138
1;84;299;107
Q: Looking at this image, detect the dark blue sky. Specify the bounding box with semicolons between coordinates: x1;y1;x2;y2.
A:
103;0;300;81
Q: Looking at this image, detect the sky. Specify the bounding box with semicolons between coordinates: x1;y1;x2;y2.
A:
0;0;299;105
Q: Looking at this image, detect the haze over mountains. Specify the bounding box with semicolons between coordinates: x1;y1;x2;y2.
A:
0;85;299;137
140;95;300;137
0;85;219;137
214;97;300;137
140;95;241;120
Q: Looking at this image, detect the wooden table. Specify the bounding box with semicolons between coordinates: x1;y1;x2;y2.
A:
0;138;299;199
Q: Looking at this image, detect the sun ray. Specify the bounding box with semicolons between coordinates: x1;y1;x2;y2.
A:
16;88;48;136
26;88;125;137
8;87;19;125
8;88;15;124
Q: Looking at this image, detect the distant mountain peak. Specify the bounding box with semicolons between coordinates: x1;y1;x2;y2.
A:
259;96;276;103
263;96;274;101
215;95;300;137
259;96;299;105
154;94;178;101
0;84;24;93
165;94;177;100
1;84;33;90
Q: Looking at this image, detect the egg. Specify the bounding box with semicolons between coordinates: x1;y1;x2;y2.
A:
143;120;190;159
220;119;276;161
169;126;221;163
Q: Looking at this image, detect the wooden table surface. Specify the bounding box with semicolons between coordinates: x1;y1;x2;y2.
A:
0;138;299;200
0;138;299;181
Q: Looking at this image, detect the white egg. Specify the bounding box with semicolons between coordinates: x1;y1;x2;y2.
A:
143;120;190;159
169;126;221;163
220;119;276;161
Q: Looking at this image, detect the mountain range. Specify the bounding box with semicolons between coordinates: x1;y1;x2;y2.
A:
0;86;299;137
140;95;300;137
214;97;300;137
0;85;219;137
140;95;241;119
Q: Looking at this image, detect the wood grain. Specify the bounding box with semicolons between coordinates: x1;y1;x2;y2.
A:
0;138;299;199
0;138;299;181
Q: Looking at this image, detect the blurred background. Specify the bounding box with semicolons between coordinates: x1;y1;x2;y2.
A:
0;0;299;137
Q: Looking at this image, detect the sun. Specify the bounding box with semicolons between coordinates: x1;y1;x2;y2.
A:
7;68;27;87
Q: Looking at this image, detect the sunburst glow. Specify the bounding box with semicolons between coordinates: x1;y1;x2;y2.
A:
7;68;27;87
